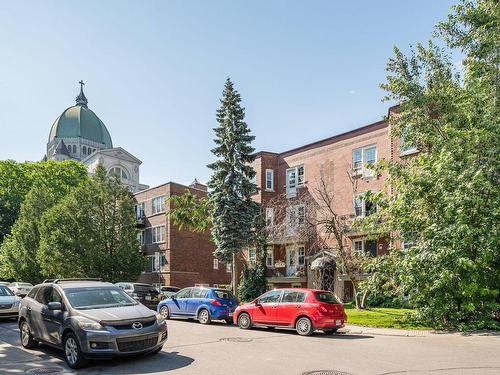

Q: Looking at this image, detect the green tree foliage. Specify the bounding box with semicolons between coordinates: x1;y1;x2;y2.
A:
207;78;259;263
0;161;88;282
0;160;87;243
167;191;211;233
37;165;145;282
368;0;499;329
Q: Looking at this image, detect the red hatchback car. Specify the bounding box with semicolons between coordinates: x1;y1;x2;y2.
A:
234;288;347;336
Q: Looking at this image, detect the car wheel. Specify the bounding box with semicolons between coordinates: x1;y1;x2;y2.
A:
159;306;170;319
224;318;234;325
20;321;38;349
197;309;211;325
296;317;314;336
237;313;252;330
63;332;87;369
323;328;338;335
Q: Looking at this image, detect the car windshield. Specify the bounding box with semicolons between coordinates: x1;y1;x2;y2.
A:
315;291;340;304
212;290;235;299
64;287;138;310
0;286;14;296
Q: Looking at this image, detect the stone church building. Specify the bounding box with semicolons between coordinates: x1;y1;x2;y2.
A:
45;81;148;192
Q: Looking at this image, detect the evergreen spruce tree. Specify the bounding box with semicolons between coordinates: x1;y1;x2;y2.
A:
208;78;259;293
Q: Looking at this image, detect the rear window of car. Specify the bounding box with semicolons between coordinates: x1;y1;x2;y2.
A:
0;286;14;296
212;290;235;299
314;292;340;304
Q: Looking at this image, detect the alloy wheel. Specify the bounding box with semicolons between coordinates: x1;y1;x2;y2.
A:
160;306;169;319
198;309;209;324
21;322;30;346
65;337;78;366
296;317;313;336
238;313;251;329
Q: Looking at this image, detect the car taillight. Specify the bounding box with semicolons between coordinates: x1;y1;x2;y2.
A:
209;299;222;306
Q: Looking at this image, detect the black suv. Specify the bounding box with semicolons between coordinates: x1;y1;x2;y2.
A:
115;282;162;310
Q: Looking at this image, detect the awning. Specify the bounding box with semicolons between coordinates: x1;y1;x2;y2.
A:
310;256;336;270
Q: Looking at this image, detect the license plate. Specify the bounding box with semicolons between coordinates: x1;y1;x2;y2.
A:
335;320;342;326
145;295;152;301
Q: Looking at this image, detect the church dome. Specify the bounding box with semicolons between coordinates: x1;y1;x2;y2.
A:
48;82;113;148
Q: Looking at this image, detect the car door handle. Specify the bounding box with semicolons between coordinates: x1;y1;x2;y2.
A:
296;305;302;308
27;307;32;311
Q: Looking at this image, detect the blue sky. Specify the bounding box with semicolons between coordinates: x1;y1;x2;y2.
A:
0;0;456;187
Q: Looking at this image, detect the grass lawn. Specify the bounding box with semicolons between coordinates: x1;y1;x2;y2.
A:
344;304;431;330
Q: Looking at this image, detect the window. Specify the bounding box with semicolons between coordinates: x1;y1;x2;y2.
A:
286;165;304;198
287;204;305;232
176;288;192;299
282;290;306;303
135;203;145;219
266;284;274;291
192;288;209;298
67;145;72;153
352;145;377;177
248;248;256;262
137;230;145;246
226;263;232;273
83;146;87;155
353;239;363;252
213;258;219;270
108;167;129;181
298;246;305;266
258;290;282;303
400;131;418;155
353;193;376;218
297;165;304;185
152;225;165;243
265;207;274;227
352;239;377;256
266;247;274;267
72;145;76;153
265;169;274;191
152;196;166;214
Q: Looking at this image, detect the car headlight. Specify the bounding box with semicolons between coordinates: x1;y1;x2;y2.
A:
156;313;166;324
77;319;104;331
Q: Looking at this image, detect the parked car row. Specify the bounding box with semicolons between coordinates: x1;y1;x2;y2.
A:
0;281;34;297
1;278;346;370
157;286;347;336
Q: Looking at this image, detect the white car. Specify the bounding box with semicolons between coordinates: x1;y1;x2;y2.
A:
0;285;21;319
8;282;33;297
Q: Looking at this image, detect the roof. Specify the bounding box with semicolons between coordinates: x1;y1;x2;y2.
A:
48;105;113;148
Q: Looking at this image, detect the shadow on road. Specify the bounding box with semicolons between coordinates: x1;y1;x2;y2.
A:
248;325;374;339
84;350;194;374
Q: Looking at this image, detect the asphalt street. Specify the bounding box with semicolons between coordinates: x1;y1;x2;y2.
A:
0;318;499;375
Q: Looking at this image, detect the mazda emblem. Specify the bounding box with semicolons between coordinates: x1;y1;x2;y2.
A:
132;321;143;330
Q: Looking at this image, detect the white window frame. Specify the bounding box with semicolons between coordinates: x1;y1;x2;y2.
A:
265;169;274;191
285;165;305;198
265;207;274;227
352;145;377;178
151;225;165;244
248;248;256;262
286;204;305;234
135;203;145;219
353;193;376;218
151;196;166;215
213;258;219;270
298;245;305;266
137;230;145;246
400;135;418;156
353;239;364;252
226;263;232;273
266;247;274;267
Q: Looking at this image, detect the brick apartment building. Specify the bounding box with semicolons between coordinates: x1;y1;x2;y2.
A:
133;180;231;289
248;107;416;301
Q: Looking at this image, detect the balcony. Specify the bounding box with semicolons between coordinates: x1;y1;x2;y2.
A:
265;264;307;284
136;215;147;227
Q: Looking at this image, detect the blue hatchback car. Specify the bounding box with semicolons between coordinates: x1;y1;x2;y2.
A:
157;287;238;325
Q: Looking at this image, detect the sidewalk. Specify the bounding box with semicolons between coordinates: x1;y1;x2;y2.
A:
343;324;437;337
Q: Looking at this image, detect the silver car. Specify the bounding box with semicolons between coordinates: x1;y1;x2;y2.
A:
0;285;21;319
18;279;168;369
9;282;33;297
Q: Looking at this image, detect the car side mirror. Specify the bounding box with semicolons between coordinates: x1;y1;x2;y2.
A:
48;302;62;311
